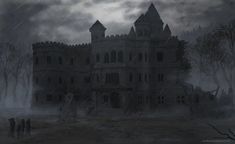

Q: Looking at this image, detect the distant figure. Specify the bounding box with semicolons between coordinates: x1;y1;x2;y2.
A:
21;119;25;135
26;119;31;136
8;118;15;137
16;120;21;139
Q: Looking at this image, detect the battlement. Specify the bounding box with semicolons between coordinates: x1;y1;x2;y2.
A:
104;34;128;40
32;41;91;50
68;43;91;49
32;41;67;49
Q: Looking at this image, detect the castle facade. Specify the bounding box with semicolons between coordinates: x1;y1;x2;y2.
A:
32;4;216;111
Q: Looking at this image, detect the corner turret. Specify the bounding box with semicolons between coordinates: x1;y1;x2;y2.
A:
128;27;136;38
89;20;106;42
163;24;171;38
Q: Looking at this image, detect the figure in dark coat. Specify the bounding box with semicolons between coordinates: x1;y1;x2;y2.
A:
8;118;15;137
26;119;31;136
21;119;25;135
16;121;21;139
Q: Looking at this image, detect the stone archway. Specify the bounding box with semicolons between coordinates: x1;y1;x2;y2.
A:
110;92;121;108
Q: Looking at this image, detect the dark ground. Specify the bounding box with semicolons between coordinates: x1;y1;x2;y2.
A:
0;108;234;144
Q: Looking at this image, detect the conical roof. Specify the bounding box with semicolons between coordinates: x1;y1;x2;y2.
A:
164;24;171;36
145;3;163;24
89;20;106;32
128;27;136;37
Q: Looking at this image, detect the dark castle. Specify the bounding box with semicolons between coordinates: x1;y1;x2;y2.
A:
32;4;217;111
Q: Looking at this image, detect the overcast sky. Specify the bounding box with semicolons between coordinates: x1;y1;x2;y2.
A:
0;0;235;45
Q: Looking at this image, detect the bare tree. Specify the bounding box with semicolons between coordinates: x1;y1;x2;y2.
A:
208;123;235;141
0;43;16;101
192;20;235;104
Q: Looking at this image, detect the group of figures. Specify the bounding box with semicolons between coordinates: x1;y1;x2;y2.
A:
8;118;31;139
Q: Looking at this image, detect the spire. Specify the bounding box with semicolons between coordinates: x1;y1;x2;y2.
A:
128;27;136;37
145;3;163;24
89;20;106;32
163;24;171;37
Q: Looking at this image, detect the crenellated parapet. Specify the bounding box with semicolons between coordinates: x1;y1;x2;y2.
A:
32;41;91;50
32;41;67;49
68;43;91;49
104;34;128;40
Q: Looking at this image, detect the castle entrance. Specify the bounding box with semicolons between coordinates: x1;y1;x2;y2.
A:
110;92;121;108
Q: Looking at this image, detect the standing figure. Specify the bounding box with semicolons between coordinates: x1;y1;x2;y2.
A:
21;119;25;136
26;119;31;136
16;120;21;139
8;118;15;137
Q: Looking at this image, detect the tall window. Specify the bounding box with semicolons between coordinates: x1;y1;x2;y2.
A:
35;57;39;65
96;54;100;62
86;57;90;64
177;96;185;104
138;73;142;82
105;73;119;84
129;52;132;61
144;73;148;82
158;73;164;82
118;51;123;63
46;94;52;101
59;77;62;84
47;77;51;84
70;77;74;84
158;96;165;104
138;53;143;62
129;73;133;82
70;58;74;65
145;52;148;62
157;52;164;62
104;53;109;63
111;50;116;63
47;56;51;64
59;57;63;65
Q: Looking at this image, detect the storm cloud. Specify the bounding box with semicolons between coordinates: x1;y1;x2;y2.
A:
0;0;235;45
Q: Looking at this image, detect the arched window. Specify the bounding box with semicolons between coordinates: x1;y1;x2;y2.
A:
47;56;51;64
145;52;148;62
59;77;62;84
138;53;143;62
59;57;63;65
111;50;116;63
118;51;123;63
35;57;39;65
129;52;132;61
96;53;100;62
157;52;164;62
70;77;74;84
104;53;109;63
70;58;74;65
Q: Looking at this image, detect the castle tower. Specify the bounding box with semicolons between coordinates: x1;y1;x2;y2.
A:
134;14;150;37
89;20;106;42
128;26;136;38
163;24;171;38
145;3;164;35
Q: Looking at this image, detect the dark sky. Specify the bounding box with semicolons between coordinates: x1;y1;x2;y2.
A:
0;0;235;45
